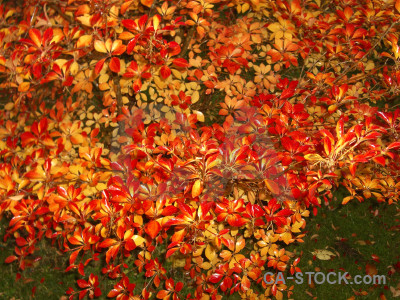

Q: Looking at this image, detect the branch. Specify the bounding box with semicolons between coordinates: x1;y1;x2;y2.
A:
113;75;125;137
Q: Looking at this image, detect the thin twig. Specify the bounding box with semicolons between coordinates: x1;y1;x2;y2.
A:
333;21;399;85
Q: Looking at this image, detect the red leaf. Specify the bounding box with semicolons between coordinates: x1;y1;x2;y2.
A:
228;217;248;227
160;65;171;79
371;254;380;263
372;156;386;166
122;19;137;30
280;88;295;99
35;207;49;215
172;58;189;68
161;206;179;216
94;287;102;297
57;186;68;198
32;286;37;297
166;247;178;258
20;132;36;148
138;15;148;28
276;209;293;217
5;255;18;263
387;142;400;150
109;57;121;73
175;282;183;292
69;249;80;265
95;58;106;74
16;237;27;247
209;273;223;283
79;289;88;300
77;279;90;289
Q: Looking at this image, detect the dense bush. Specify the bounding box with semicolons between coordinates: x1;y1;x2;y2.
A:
0;0;400;299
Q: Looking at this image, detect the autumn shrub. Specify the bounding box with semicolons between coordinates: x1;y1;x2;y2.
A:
0;0;400;299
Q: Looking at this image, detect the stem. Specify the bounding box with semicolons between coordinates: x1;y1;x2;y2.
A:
179;26;196;59
113;75;125;136
48;4;75;25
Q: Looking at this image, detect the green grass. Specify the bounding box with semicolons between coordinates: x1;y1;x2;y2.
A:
287;189;400;300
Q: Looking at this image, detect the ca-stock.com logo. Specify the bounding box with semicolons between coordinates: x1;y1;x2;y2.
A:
263;271;387;285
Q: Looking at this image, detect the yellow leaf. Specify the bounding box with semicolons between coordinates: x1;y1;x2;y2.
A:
94;40;108;53
193;110;204;122
205;244;216;261
193;246;204;257
99;73;109;84
96;182;107;191
235;237;246;253
77;15;92;27
153;15;160;31
77;35;92;48
242;3;250;13
328;104;337;113
281;232;292;244
304;153;323;161
268;23;281;32
4;102;14;110
291;222;302;233
191;91;199;103
132;235;145;246
154;76;166;89
312;249;336;260
201;262;212;270
171;68;182;79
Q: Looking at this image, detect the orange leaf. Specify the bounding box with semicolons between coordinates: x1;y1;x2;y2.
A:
267;49;281;63
156;290;170;299
29;28;41;48
24;167;46;180
145;220;161;239
141;0;154;7
265;179;280;194
18;82;30;92
99;238;117;248
77;35;92;48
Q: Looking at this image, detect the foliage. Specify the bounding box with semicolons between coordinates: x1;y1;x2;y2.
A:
0;0;400;299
